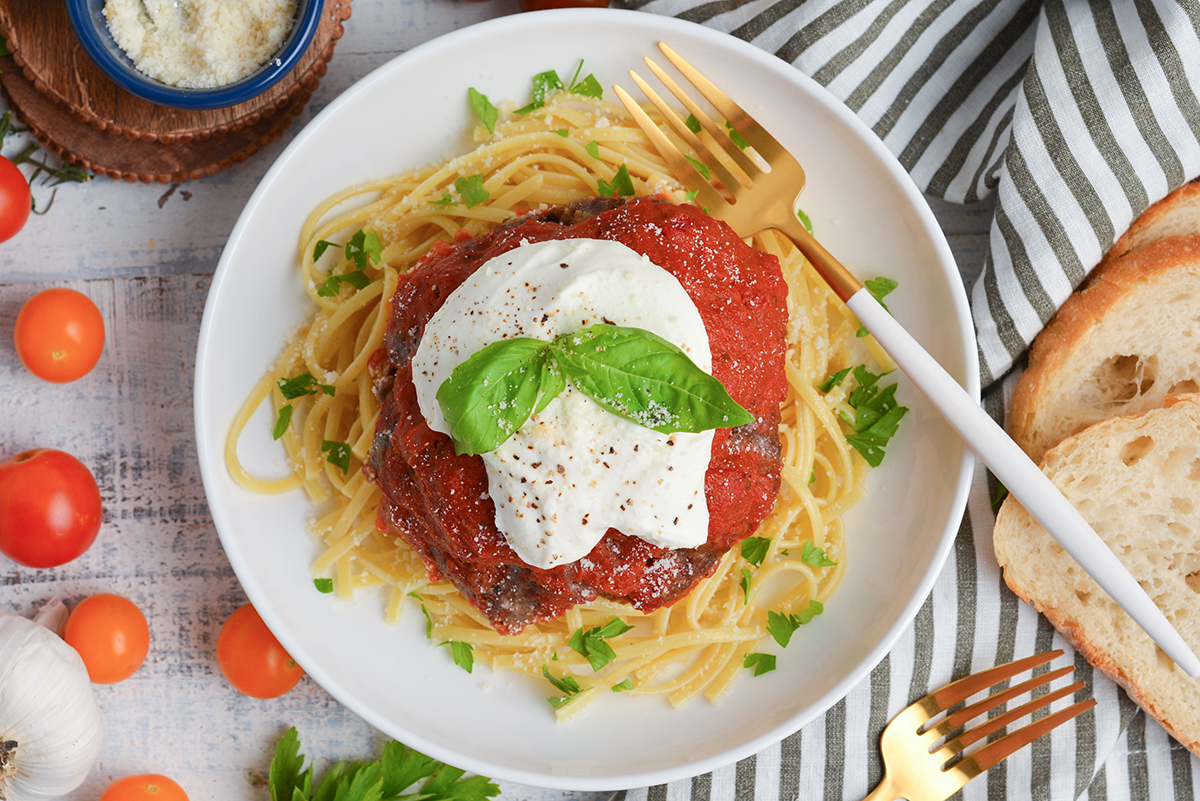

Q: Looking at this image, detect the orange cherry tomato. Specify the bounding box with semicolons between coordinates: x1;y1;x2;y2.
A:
63;594;150;683
0;155;30;244
216;602;304;698
99;774;189;801
0;448;103;568
14;288;105;382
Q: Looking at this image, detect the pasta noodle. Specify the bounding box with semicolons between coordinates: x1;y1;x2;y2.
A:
226;90;887;718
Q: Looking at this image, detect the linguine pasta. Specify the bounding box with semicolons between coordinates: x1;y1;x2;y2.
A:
226;89;887;718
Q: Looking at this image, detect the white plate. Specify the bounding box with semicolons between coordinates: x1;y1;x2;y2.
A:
195;9;977;791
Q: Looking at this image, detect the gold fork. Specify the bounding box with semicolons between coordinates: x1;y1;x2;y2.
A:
864;650;1094;801
613;44;1200;678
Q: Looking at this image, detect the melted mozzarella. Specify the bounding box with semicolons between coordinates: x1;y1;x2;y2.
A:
411;238;713;569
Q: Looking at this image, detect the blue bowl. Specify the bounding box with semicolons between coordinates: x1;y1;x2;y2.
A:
66;0;324;110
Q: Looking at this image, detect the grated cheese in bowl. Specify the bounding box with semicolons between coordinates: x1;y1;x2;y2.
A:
103;0;298;89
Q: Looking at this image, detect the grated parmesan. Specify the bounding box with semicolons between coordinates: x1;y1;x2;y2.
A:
103;0;297;89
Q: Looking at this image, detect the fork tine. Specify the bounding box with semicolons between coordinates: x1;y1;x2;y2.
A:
955;698;1097;779
657;42;788;164
932;680;1086;761
640;57;759;183
929;665;1076;738
612;83;726;210
627;69;748;197
917;650;1063;716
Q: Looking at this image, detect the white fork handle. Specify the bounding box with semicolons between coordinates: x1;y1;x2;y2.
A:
846;289;1200;678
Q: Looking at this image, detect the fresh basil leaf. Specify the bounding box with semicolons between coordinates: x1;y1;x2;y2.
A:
743;652;776;676
313;578;334;594
534;356;565;416
740;536;770;567
468;87;499;134
801;541;838;568
321;440;352;475
597;164;635;197
273;404;294;440
549;324;754;434
454;174;490;208
436;338;559;456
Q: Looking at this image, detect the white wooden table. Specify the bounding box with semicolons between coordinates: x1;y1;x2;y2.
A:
0;1;993;798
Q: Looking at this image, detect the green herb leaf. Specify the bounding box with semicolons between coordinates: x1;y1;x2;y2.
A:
313;578;334;594
468;87;499;134
992;476;1009;511
611;679;635;692
684;155;711;180
273;404;294;440
597;164;635;197
858;275;898;336
568;73;603;99
801;541;838;568
568;617;634;671
550;323;753;434
555;129;569;137
313;239;337;262
429;193;458;206
817;367;850;393
344;229;382;271
515;69;565;114
278;372;336;400
797;599;824;625
454;174;490;208
445;641;474;673
543;664;583;708
436;338;561;456
743;652;776;676
842;366;908;467
684;113;702;134
740;536;770;567
321;440;352;475
726;121;749;149
796;208;813;234
585;140;601;160
739;567;752;604
685;189;699;202
765;600;825;648
268;727;312;801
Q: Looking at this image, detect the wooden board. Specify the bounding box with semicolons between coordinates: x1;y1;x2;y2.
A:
0;0;352;142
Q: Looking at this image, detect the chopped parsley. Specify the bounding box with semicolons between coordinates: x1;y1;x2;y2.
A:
796;207;813;234
685;113;702;133
454;174;490;208
543;664;583;709
555;128;569;137
992;476;1010;510
321;440;352;475
726;121;749;149
740;536;771;567
443;641;474;674
429;193;457;207
468;87;498;134
313;578;334;594
743;652;776;676
273;404;294;440
817;367;850;393
765;601;824;648
857;276;898;337
313;229;381;296
739;567;753;604
568;617;633;671
585;140;601;160
597;164;634;197
842;365;908;467
801;541;838;568
278;371;336;400
611;679;635;692
685;154;710;180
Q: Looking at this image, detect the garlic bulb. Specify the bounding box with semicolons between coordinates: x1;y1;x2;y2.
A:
0;601;102;801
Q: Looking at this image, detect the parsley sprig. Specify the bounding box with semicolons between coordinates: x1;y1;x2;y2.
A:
568;617;633;671
819;364;908;467
273;372;336;440
543;664;584;709
313;229;382;297
514;61;603;115
268;727;499;801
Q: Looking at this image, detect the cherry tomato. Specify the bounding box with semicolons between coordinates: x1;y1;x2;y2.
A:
0;448;103;568
99;774;189;801
63;594;151;683
14;288;106;382
519;0;609;9
216;602;304;698
0;155;30;244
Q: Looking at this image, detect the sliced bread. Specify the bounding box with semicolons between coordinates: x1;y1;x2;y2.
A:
993;394;1200;756
1103;178;1200;266
1009;235;1200;463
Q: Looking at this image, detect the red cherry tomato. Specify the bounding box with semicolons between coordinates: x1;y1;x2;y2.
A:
14;288;106;382
216;603;304;698
99;774;189;801
0;448;102;568
63;594;151;683
0;155;30;244
519;0;609;9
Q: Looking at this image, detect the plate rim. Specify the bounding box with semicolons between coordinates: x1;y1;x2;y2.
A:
195;8;979;791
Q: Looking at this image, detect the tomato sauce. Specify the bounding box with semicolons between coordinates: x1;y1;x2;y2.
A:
366;197;788;633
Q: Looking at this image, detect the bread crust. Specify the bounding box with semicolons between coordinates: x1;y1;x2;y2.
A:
1103;178;1200;267
995;396;1200;757
1010;235;1200;462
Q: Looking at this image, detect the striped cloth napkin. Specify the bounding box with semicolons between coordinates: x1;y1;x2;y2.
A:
606;1;1200;799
